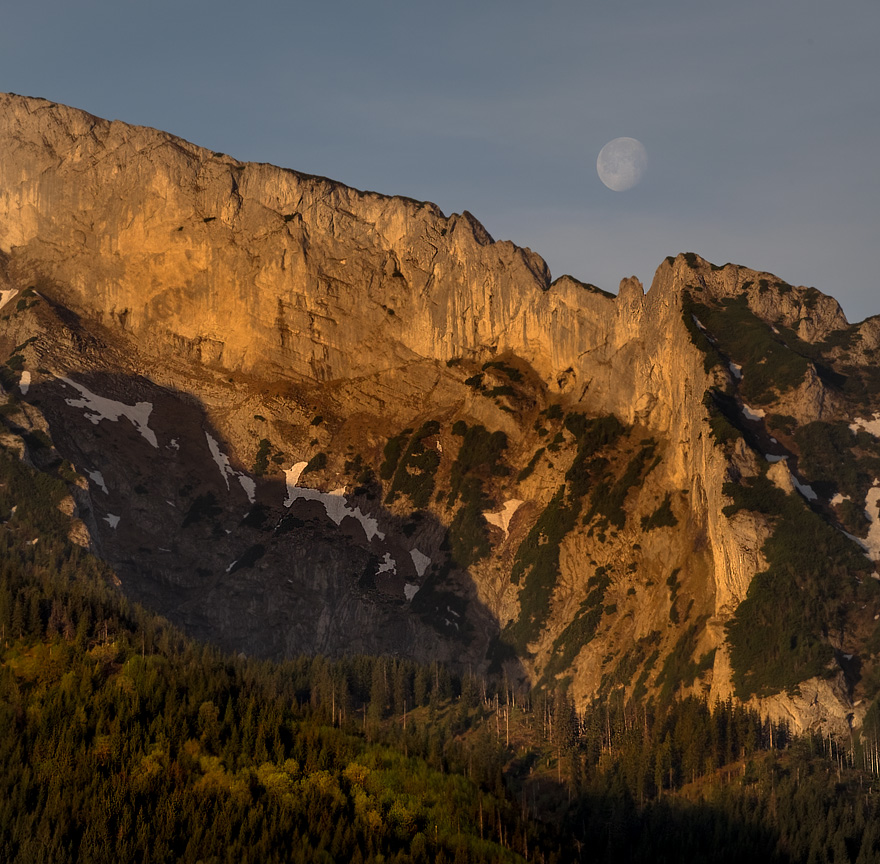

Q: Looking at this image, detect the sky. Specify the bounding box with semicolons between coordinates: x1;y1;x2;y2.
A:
2;0;878;322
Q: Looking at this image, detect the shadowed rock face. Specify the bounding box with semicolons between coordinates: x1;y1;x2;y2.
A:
2;92;879;738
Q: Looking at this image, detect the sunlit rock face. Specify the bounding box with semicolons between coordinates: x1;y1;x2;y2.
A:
1;92;878;739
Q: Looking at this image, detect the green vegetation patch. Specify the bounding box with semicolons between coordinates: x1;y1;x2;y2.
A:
379;428;413;481
656;617;714;703
723;473;874;698
794;420;880;503
445;423;509;568
686;295;810;404
541;568;615;683
641;493;679;531
386;421;441;509
583;440;657;530
502;415;626;653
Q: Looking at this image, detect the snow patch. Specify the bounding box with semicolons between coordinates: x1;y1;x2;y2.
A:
284;462;384;541
18;371;31;395
404;583;420;601
765;454;787;463
104;514;120;529
850;414;880;438
238;475;256;504
225;559;238;573
205;432;256;503
169;439;180;451
61;377;157;448
729;362;742;380
0;289;18;311
791;475;818;502
87;470;108;494
410;548;431;578
376;553;396;575
483;499;524;538
831;493;851;506
741;403;766;421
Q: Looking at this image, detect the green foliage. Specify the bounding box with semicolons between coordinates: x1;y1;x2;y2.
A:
703;389;742;448
386;421;441;509
482;359;522;383
655;618;713;703
253;438;271;476
303;452;327;475
794;420;880;501
641;493;679;531
516;447;544;482
502;416;628;653
584;441;656;530
766;413;797;436
688;295;810;403
723;474;873;698
542;569;613;682
446;425;508;568
681;293;724;373
379;429;412;481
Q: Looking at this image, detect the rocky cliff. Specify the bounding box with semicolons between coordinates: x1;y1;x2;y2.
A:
2;92;879;737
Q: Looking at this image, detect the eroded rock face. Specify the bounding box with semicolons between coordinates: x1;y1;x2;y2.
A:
1;93;876;737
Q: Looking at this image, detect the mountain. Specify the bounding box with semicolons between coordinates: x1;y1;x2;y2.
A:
2;92;880;739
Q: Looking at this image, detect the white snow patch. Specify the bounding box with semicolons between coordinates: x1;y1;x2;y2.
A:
765;454;787;463
483;499;524;538
410;548;431;577
404;583;420;601
729;362;742;380
18;371;31;395
205;432;256;502
206;432;235;488
284;462;384;541
791;475;818;501
741;403;766;421
284;462;308;494
376;553;396;575
61;377;157;448
831;493;851;506
0;289;18;311
169;439;180;451
770;437;778;444
850;414;880;438
692;315;707;332
87;470;108;494
104;514;120;529
238;475;256;504
225;559;238;573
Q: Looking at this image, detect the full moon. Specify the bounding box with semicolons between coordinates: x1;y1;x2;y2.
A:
596;137;648;192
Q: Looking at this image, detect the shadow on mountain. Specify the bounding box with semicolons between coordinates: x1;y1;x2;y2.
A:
21;368;526;683
561;786;790;863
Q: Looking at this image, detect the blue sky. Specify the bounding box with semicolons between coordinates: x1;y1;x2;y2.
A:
2;0;878;322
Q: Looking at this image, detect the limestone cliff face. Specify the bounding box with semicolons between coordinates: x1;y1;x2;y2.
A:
1;93;876;737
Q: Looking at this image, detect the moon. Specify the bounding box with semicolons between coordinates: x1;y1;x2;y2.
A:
597;137;648;192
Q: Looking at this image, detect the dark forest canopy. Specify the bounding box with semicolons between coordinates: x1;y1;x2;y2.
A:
2;445;880;862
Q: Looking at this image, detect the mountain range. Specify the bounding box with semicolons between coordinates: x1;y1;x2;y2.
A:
2;92;880;741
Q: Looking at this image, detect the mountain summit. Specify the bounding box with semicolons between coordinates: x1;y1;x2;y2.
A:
2;92;880;737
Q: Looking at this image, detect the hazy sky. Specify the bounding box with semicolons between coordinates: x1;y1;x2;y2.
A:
2;1;878;322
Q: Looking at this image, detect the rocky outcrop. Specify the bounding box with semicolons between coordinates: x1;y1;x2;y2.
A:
0;93;874;738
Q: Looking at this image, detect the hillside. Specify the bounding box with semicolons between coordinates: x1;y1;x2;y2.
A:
2;92;880;739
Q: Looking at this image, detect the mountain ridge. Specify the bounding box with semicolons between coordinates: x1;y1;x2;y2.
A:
2;92;880;739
